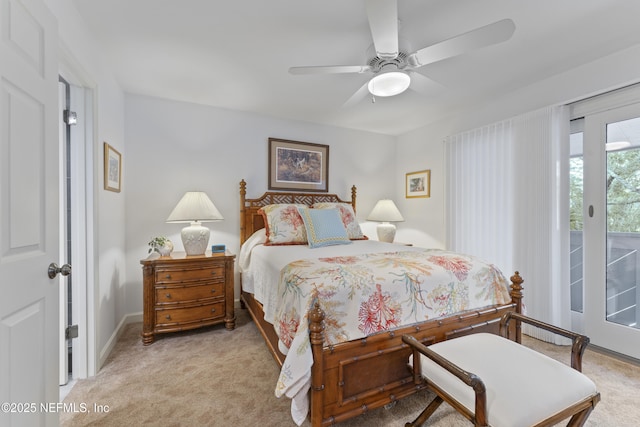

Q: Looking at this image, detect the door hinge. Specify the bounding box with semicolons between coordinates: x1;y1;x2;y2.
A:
66;324;79;339
63;110;77;126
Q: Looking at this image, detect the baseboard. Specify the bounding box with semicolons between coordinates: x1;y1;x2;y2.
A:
589;344;640;367
98;312;143;371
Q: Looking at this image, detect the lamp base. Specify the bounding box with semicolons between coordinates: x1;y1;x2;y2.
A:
376;222;396;243
181;222;210;256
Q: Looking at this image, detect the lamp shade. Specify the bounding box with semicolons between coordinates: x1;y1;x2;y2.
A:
166;192;224;223
366;200;404;223
166;192;223;256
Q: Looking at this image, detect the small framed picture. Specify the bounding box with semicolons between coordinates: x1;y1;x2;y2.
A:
268;138;329;192
406;170;430;198
104;142;121;192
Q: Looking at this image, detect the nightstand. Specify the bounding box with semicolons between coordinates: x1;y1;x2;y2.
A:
140;251;235;345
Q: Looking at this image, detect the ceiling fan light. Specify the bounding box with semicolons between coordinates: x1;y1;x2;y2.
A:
367;71;410;97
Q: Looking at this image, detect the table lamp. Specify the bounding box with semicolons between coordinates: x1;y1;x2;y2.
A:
366;199;404;243
166;191;223;255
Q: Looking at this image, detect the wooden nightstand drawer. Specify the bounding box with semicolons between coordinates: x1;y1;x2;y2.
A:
155;266;224;284
156;282;224;304
155;301;225;326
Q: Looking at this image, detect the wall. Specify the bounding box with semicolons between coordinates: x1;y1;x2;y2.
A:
397;43;640;249
393;123;447;249
123;94;397;314
45;0;126;370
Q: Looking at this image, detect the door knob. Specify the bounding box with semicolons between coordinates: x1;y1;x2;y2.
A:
48;263;71;279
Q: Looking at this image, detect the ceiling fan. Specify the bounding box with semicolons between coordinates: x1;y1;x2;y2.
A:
289;0;515;105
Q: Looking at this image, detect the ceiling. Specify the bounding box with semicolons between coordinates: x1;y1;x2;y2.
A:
72;0;640;136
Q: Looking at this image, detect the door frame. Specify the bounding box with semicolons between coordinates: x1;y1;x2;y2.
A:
58;46;98;380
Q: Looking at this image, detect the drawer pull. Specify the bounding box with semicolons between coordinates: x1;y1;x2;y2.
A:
165;315;171;320
165;274;172;279
211;308;216;313
165;293;172;299
211;289;216;294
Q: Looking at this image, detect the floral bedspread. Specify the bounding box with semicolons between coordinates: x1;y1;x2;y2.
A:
273;249;511;425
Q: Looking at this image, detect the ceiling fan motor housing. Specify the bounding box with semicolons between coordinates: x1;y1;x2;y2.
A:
368;52;408;74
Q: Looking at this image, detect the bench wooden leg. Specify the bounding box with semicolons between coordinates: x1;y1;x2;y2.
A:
567;407;595;427
405;395;443;427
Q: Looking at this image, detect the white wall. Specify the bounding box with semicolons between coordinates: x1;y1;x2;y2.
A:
397;43;640;249
122;94;397;314
45;0;126;369
394;123;447;249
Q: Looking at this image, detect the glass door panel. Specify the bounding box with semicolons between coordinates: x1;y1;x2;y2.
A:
582;104;640;360
605;117;640;329
569;120;584;315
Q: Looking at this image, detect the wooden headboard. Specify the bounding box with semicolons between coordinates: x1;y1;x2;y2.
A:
239;179;357;245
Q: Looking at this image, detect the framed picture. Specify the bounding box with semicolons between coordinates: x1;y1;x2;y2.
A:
406;169;430;198
104;142;121;192
268;138;329;192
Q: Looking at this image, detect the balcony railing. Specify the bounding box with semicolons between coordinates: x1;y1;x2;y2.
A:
570;231;639;329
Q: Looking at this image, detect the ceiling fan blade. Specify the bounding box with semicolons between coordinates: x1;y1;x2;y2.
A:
407;18;515;68
366;0;398;59
407;71;445;96
289;65;372;75
342;81;372;109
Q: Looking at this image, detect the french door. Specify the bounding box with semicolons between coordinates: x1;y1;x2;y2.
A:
579;103;640;359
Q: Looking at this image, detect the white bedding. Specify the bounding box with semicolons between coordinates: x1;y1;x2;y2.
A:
239;230;425;325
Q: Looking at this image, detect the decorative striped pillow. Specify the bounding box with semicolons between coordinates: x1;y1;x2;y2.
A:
298;207;351;248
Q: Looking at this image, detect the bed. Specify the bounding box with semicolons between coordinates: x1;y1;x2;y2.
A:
238;179;524;427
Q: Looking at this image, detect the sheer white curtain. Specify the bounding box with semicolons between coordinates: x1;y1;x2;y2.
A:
445;106;570;343
445;121;514;274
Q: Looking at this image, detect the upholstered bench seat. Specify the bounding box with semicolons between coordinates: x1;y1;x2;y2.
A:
403;313;600;427
416;333;596;427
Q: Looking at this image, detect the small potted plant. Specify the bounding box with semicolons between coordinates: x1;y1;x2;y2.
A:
148;236;173;257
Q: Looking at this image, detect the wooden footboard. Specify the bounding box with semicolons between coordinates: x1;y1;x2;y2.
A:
309;272;523;426
241;273;524;427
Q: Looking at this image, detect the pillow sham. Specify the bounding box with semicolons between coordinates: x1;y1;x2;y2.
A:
298;207;351;248
259;204;308;245
312;202;367;240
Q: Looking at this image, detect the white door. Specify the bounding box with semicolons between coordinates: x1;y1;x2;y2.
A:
583;103;640;359
0;0;60;425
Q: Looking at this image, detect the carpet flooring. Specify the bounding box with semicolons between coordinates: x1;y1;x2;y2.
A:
61;308;639;426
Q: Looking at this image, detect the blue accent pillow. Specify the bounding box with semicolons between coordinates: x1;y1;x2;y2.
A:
298;207;351;248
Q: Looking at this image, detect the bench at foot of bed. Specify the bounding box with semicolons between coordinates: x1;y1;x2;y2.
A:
403;312;600;427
